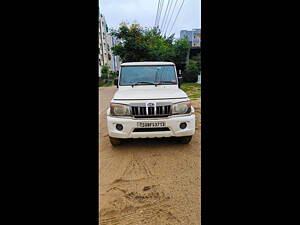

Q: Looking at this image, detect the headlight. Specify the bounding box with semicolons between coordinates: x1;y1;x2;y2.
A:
172;101;191;115
110;103;131;116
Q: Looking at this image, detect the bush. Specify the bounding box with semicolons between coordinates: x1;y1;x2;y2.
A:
101;65;109;79
182;60;199;83
109;71;118;79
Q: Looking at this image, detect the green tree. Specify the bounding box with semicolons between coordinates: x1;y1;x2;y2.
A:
111;24;148;62
110;24;189;66
183;59;199;83
173;39;190;65
191;54;201;72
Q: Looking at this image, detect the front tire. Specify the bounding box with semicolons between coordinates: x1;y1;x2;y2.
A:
177;135;192;144
109;137;122;146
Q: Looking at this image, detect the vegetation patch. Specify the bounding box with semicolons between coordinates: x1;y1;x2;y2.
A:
99;81;113;87
180;83;201;99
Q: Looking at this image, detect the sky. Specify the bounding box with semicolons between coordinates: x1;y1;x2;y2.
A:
99;0;201;38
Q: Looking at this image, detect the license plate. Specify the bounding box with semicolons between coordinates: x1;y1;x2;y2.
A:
137;122;166;128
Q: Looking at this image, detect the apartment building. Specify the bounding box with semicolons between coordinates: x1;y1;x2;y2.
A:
99;14;111;77
180;28;201;47
99;14;121;77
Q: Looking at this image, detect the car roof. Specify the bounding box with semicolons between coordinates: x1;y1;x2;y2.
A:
121;62;175;66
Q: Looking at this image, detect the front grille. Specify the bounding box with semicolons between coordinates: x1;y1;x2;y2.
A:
131;104;171;118
133;128;170;132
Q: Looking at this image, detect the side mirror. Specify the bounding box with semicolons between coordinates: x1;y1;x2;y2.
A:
114;78;119;88
178;77;183;88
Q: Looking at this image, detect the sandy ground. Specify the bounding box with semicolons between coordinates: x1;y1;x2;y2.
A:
99;87;201;225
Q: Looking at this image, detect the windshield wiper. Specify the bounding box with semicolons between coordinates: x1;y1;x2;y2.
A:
157;80;177;84
131;81;158;87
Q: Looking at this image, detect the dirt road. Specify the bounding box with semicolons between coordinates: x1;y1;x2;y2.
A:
99;87;201;225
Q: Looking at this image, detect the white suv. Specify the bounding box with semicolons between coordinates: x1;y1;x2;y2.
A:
106;62;195;146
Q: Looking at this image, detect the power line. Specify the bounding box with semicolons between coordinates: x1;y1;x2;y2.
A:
156;0;164;29
160;0;171;31
154;0;161;27
161;0;174;34
167;0;185;37
160;0;171;32
155;0;164;28
164;0;179;36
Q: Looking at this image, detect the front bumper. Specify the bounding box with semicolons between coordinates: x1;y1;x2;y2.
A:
107;113;195;139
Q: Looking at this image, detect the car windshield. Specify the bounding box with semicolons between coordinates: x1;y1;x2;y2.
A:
119;65;177;86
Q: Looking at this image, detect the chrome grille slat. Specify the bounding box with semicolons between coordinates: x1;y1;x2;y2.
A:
131;103;171;118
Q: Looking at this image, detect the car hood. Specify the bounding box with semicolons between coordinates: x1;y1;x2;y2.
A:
113;86;188;100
